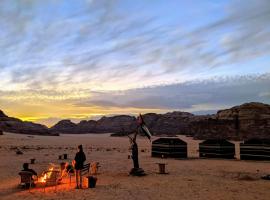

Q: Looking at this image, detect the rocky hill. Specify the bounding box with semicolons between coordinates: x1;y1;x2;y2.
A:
2;102;270;139
50;102;270;140
50;111;214;136
51;115;137;134
0;110;58;136
190;102;270;140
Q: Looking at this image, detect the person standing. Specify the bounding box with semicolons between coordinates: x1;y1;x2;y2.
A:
74;145;86;189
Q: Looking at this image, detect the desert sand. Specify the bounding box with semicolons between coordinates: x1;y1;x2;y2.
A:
0;132;270;200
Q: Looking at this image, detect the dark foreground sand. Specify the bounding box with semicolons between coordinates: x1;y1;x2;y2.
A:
0;132;270;200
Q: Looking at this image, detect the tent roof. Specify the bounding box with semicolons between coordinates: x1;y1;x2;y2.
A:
242;138;270;145
200;139;234;146
152;137;187;145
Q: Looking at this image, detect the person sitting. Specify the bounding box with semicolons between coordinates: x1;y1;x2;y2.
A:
20;163;38;188
22;163;37;176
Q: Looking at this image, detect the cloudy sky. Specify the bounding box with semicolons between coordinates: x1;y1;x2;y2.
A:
0;0;269;126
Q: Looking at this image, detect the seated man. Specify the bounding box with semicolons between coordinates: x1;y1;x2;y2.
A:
20;163;38;188
22;163;37;176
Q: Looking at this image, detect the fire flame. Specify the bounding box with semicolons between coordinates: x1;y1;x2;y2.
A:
40;167;54;183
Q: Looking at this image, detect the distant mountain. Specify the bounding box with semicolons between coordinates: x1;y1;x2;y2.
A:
50;102;270;140
0;110;58;136
50;115;137;134
50;110;213;136
2;102;270;139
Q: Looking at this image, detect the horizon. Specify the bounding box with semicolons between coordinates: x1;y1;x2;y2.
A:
0;0;269;127
1;101;268;128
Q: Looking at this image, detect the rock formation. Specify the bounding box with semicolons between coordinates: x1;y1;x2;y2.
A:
2;102;270;139
142;112;194;135
51;111;197;135
51;115;137;134
50;120;78;134
190;102;270;140
0;110;58;136
50;102;270;140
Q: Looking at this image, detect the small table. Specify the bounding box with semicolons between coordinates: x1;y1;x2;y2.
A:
156;163;168;174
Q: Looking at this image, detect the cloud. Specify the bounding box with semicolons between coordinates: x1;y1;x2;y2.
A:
0;0;269;92
1;73;269;126
75;73;270;112
0;0;270;126
1;73;269;113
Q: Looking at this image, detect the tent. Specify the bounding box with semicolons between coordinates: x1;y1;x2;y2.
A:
199;139;235;159
240;139;270;160
152;137;187;158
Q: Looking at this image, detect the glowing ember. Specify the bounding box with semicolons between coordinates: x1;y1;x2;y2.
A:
39;167;54;183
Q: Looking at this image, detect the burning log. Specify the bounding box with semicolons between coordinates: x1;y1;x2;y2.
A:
38;164;61;191
39;167;54;183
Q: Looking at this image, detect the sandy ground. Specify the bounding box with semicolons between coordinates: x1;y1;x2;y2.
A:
0;132;270;200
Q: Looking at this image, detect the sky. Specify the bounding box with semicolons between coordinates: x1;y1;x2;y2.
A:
0;0;269;127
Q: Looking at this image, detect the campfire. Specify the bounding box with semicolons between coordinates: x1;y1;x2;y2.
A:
39;167;54;183
36;164;62;191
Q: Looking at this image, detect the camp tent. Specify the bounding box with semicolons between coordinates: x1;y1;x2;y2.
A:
199;139;235;159
240;139;270;160
152;137;187;158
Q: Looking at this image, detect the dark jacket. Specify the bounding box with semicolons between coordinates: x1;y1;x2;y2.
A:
74;151;86;170
22;168;37;176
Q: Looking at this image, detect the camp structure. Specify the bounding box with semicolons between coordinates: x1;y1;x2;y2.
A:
240;139;270;160
151;137;187;158
199;139;235;159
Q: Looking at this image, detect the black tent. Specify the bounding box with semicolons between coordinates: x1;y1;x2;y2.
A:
199;139;235;159
240;139;270;160
151;137;187;158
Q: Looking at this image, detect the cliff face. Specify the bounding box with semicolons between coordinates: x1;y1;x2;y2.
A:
50;120;78;134
0;110;58;136
51;112;196;135
95;115;137;133
50;102;270;139
190;102;270;140
143;112;194;135
51;115;137;134
218;102;270;139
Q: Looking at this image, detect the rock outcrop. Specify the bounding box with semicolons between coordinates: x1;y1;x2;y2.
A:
51;103;270;139
142;112;194;135
51;115;137;134
3;102;269;139
95;115;136;133
51;112;196;135
0;110;58;136
190;102;270;140
50;120;78;134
